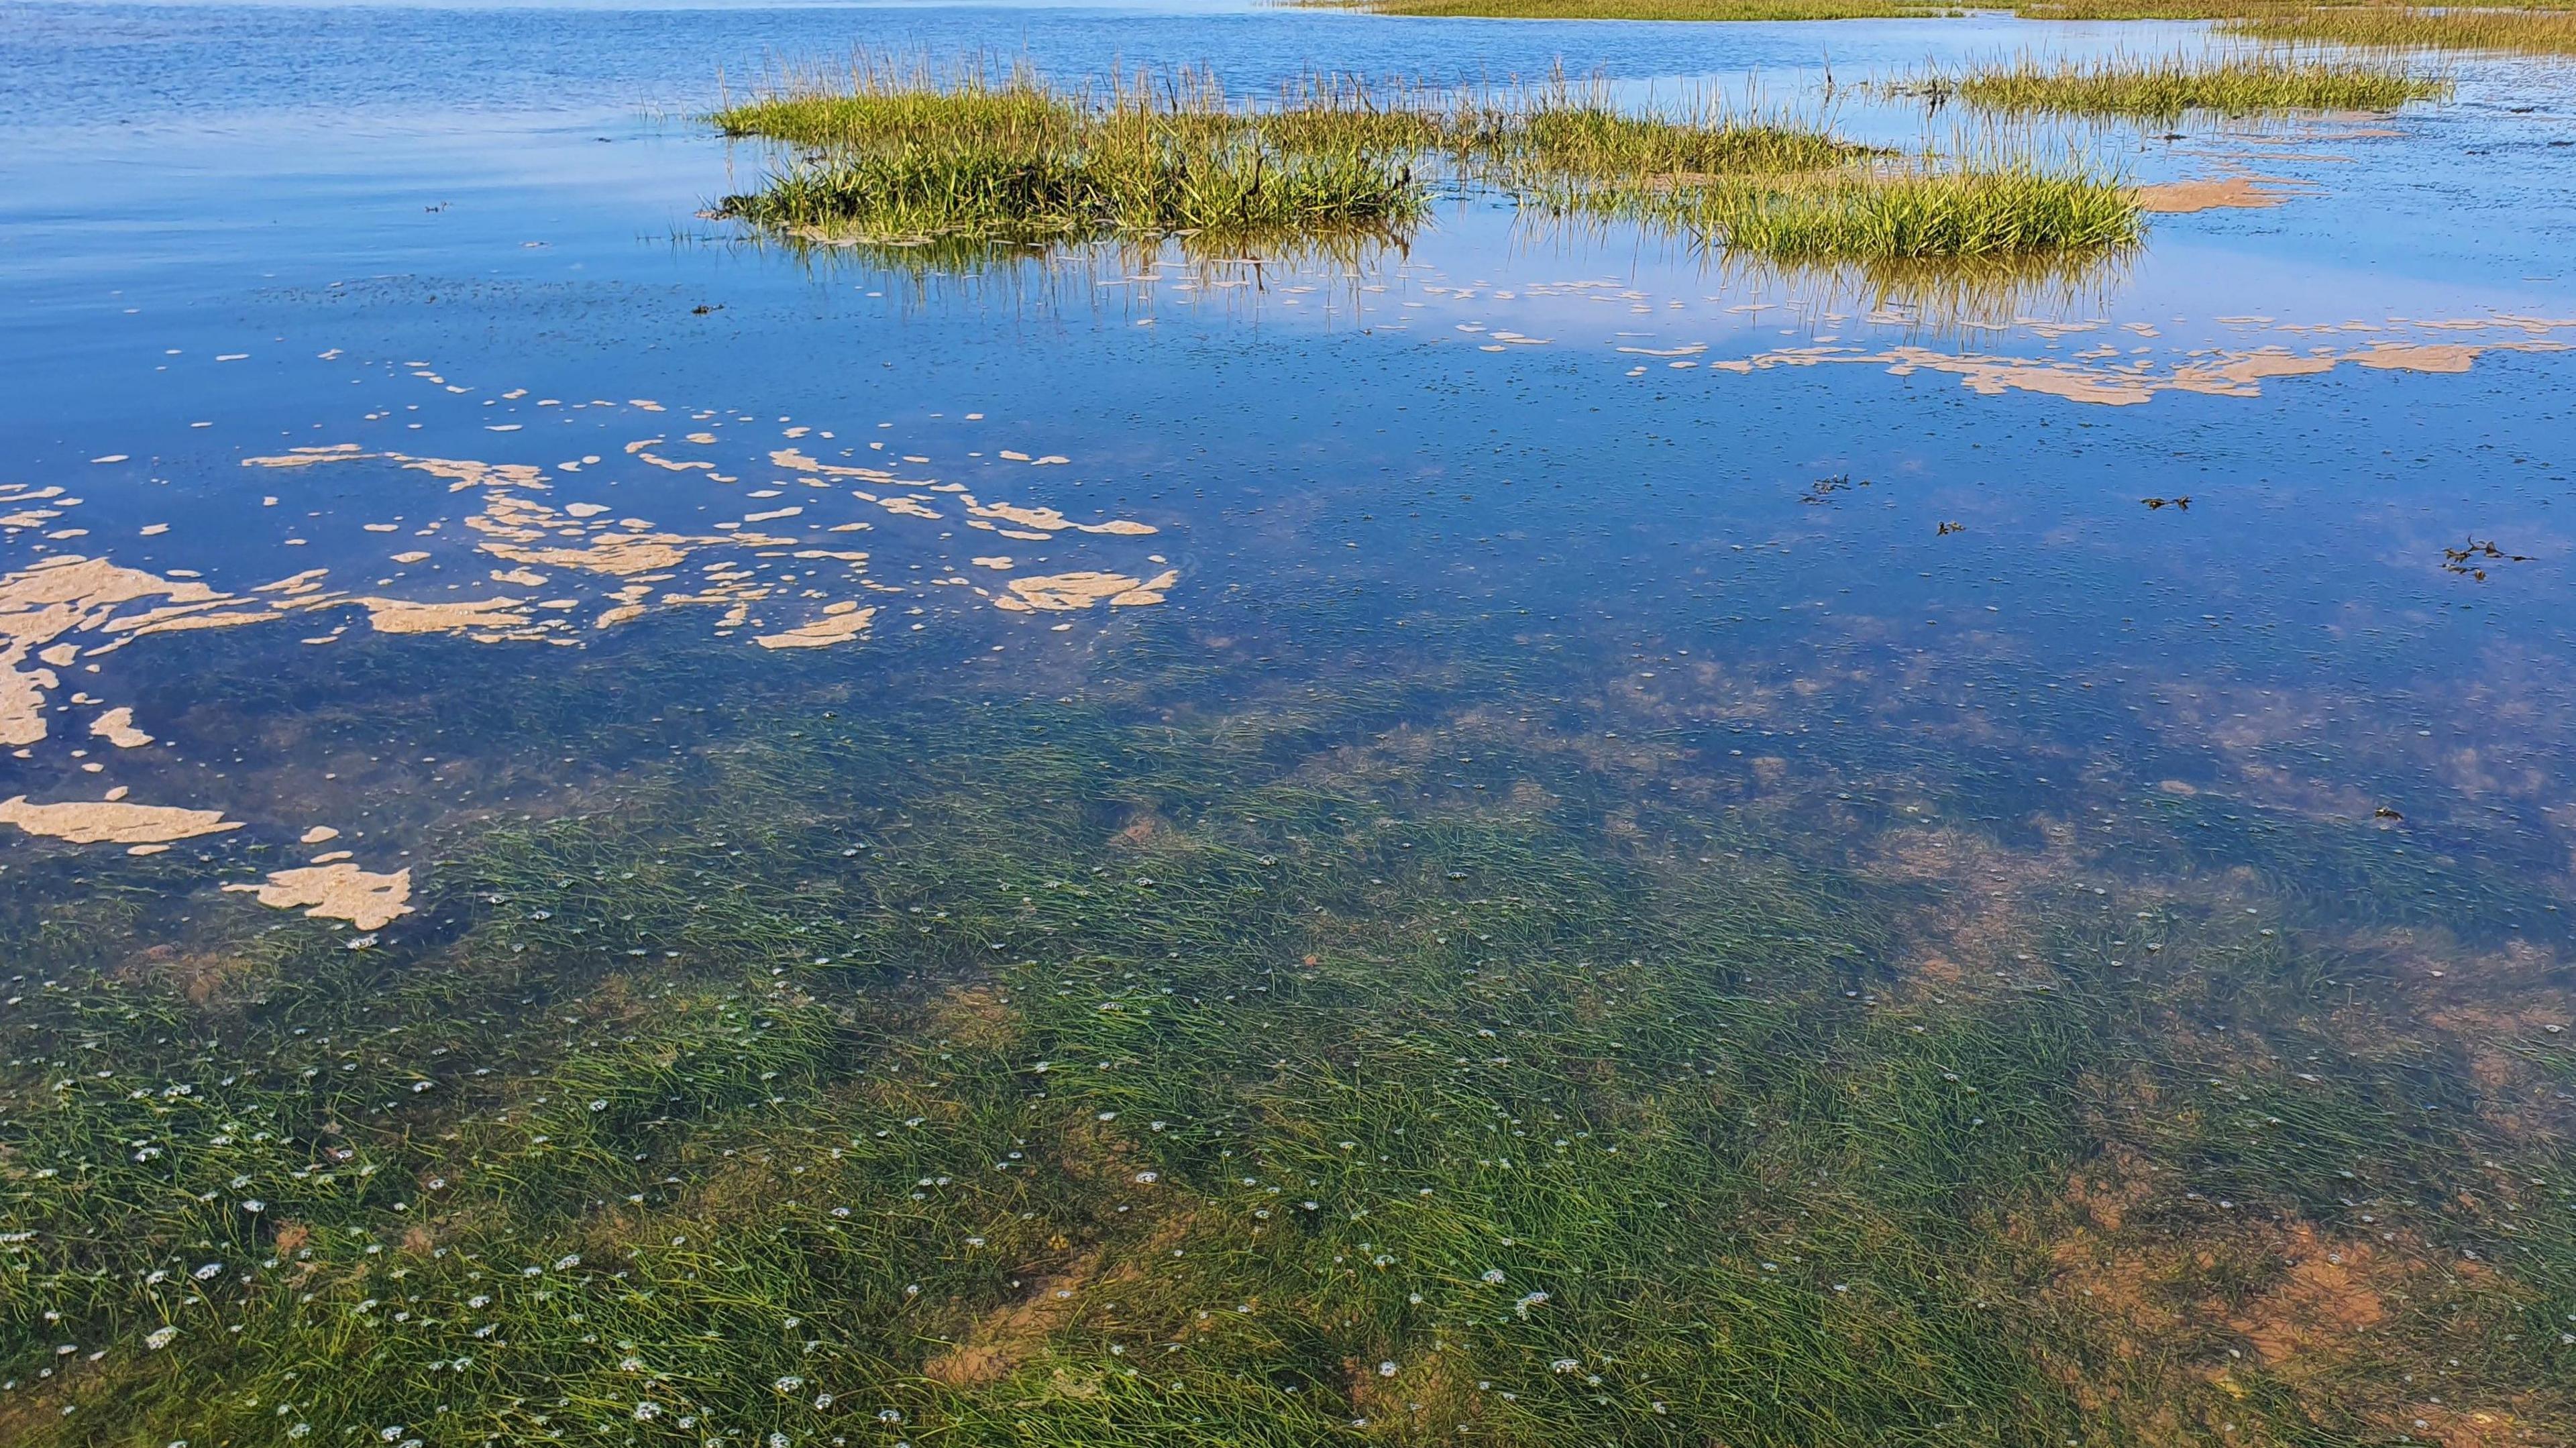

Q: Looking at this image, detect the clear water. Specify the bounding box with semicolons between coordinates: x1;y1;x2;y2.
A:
3;3;2573;1443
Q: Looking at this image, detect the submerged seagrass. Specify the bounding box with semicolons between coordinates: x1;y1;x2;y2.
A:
712;64;2141;262
3;626;2571;1447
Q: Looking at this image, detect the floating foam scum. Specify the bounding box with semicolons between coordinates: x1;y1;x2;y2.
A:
991;569;1179;613
0;405;1175;850
0;793;241;846
0;555;240;745
223;862;413;931
2133;176;2294;215
1697;338;2573;406
87;707;153;748
754;602;877;650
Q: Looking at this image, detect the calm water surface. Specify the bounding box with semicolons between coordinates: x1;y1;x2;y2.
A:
3;3;2574;1444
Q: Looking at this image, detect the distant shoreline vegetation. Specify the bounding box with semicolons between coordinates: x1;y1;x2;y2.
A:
709;64;2143;265
1315;0;2576;56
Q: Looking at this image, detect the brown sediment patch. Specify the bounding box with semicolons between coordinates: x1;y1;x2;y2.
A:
992;570;1178;614
0;793;242;845
223;862;413;931
1867;823;2088;984
922;1253;1101;1388
88;706;153;748
752;602;876;650
301;826;340;844
2134;176;2292;214
924;984;1020;1052
2228;1223;2386;1366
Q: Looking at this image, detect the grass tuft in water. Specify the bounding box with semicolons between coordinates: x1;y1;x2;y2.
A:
1889;52;2451;119
1309;0;1962;17
2236;5;2576;54
714;64;2137;263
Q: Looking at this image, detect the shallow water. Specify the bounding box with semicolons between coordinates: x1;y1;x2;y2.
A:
3;2;2574;1444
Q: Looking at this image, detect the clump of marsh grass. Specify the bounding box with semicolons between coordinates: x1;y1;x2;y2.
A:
1707;164;2143;258
716;66;1429;251
1313;0;1965;18
713;57;1079;149
1888;51;2451;119
2234;5;2576;55
714;62;2140;264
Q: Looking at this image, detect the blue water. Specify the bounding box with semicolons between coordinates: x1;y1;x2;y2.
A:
1;0;2574;903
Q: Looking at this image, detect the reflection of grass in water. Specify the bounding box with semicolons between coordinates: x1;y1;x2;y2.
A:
714;64;2139;266
1886;53;2450;119
3;633;2573;1445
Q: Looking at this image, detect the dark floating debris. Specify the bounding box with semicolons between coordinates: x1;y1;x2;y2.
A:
2440;537;2531;580
2141;495;2190;510
1801;473;1869;504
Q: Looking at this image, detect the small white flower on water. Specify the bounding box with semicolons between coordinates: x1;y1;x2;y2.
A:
770;1435;790;1448
1514;1292;1548;1318
813;1392;833;1409
631;1404;660;1422
144;1326;179;1350
588;1099;608;1112
552;1254;580;1270
1134;1171;1159;1184
1481;1269;1506;1284
774;1376;805;1393
378;1428;406;1443
1550;1358;1580;1374
877;1409;905;1424
241;1199;265;1214
1377;1361;1398;1378
192;1262;223;1281
904;1283;921;1296
620;1357;645;1372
